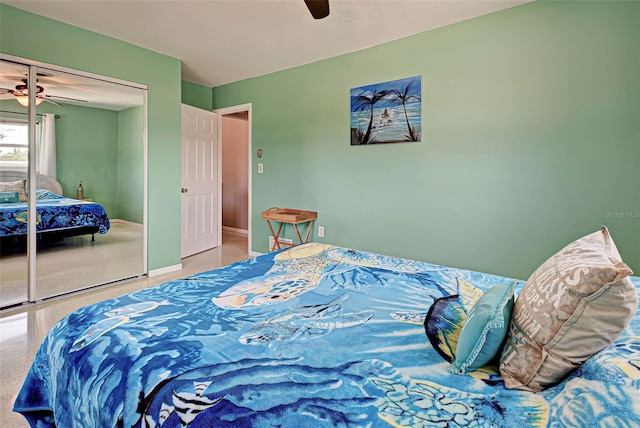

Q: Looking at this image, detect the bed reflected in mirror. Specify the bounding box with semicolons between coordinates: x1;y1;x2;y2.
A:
0;58;146;305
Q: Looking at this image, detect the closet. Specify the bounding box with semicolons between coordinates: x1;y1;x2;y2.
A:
0;55;147;308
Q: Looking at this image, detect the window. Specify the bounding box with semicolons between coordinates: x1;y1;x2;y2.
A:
0;121;28;168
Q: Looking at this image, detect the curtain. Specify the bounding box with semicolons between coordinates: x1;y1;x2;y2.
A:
37;113;56;178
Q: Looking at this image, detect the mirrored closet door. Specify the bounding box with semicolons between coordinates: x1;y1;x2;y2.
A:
0;57;147;307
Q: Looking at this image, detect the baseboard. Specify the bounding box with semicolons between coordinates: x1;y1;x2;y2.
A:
223;226;248;236
149;263;182;277
249;250;263;257
110;219;143;229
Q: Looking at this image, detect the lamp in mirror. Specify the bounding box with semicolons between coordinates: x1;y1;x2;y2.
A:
15;95;45;107
13;82;45;107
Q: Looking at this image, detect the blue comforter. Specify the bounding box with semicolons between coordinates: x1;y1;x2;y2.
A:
0;190;110;237
14;243;640;427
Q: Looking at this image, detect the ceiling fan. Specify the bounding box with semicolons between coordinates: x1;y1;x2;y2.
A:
0;78;88;107
304;0;330;19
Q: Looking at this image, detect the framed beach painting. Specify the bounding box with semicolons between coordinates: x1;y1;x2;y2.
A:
350;76;421;145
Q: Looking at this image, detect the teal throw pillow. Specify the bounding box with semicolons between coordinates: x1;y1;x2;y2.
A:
450;281;517;374
0;191;19;204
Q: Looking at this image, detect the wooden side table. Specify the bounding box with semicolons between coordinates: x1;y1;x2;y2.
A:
261;207;318;251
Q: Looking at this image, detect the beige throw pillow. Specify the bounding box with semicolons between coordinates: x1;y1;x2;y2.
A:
499;226;637;391
0;180;27;202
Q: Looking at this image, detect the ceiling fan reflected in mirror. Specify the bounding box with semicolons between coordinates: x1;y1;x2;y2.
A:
0;78;89;107
304;0;330;19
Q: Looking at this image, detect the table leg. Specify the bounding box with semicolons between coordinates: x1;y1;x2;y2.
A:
303;220;314;243
265;220;280;251
273;222;284;250
293;223;304;244
265;217;317;251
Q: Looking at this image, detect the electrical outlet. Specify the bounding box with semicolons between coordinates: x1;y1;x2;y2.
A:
318;226;325;238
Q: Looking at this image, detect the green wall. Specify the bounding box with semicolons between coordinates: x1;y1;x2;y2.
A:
1;4;182;271
55;104;119;216
57;104;145;223
213;0;640;279
181;80;213;110
117;106;144;223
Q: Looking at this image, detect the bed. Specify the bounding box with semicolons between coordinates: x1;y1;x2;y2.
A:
13;235;640;427
0;171;110;248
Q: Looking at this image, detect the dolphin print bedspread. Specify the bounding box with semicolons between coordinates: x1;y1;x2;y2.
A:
14;243;640;427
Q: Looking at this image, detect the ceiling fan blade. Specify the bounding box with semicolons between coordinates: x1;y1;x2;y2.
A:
44;94;88;103
304;0;329;19
41;97;62;106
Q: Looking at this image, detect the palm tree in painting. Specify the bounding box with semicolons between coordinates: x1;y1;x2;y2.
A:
351;89;391;144
390;81;421;141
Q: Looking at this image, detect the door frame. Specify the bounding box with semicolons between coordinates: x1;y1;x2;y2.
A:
213;103;252;252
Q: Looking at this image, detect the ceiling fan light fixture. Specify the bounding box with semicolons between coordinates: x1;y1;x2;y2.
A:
15;95;44;107
12;83;46;106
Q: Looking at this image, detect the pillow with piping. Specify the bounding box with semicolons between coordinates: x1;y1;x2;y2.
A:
499;226;637;391
450;281;517;374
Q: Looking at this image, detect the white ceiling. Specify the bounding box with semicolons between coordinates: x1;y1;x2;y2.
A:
3;0;531;88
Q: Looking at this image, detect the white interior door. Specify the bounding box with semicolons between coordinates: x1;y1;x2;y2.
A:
181;104;218;258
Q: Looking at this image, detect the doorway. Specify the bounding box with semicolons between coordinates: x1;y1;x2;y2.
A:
216;104;251;254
